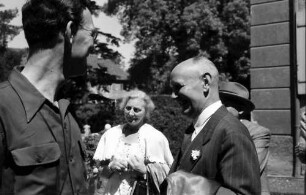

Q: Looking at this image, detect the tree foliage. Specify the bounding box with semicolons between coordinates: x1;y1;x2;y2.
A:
0;4;24;82
0;4;21;53
103;0;251;93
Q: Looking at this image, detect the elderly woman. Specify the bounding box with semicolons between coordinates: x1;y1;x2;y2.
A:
93;89;173;195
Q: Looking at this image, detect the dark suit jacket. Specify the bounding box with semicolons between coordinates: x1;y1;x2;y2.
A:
170;106;261;195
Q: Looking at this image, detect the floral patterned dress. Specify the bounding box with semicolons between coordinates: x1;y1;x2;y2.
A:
93;124;173;195
100;133;145;195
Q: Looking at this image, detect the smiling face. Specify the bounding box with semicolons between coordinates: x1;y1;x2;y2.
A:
124;98;147;128
170;64;206;119
170;57;220;119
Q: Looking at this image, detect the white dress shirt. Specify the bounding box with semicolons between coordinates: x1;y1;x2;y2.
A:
191;100;222;141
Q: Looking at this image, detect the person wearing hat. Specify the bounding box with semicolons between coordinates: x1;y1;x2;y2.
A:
219;81;271;195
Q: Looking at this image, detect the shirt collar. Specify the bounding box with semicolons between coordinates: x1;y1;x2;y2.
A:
193;100;222;129
8;66;56;123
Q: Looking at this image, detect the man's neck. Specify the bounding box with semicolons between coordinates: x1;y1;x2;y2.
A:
193;100;222;125
21;48;65;103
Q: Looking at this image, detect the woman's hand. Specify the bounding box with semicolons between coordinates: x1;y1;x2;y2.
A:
128;155;146;175
108;157;128;172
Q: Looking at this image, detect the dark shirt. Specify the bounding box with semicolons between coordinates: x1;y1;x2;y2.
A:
0;67;87;195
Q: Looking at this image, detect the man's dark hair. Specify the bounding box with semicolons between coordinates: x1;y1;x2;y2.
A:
22;0;91;50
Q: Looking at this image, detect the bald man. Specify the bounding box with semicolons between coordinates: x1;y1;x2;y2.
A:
169;56;261;195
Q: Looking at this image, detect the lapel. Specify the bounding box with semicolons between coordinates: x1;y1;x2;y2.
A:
170;124;194;173
181;125;194;152
178;106;228;172
169;152;180;174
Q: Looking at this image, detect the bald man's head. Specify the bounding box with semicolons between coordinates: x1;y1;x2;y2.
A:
170;56;220;119
171;56;220;92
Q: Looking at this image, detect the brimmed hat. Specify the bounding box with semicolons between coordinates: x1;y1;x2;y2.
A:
219;81;255;112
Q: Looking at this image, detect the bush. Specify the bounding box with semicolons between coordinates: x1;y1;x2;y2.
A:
82;133;102;194
73;101;115;133
150;95;191;156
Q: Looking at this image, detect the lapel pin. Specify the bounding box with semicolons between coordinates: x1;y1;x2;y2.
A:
191;149;201;161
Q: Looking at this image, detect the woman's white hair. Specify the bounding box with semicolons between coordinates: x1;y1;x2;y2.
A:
119;89;155;121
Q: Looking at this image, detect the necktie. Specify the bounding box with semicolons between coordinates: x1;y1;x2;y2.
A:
181;124;194;153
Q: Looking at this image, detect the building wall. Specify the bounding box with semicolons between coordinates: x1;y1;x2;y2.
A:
296;0;305;96
296;0;306;180
250;0;294;176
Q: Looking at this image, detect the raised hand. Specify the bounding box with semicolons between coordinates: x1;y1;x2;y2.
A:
108;157;128;172
128;155;146;175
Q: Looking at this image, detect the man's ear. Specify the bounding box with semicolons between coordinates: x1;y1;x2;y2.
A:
65;21;74;44
201;73;212;92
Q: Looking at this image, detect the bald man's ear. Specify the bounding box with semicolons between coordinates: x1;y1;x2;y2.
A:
201;73;212;92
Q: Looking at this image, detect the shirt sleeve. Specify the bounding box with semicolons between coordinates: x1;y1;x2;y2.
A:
251;125;271;173
93;133;107;161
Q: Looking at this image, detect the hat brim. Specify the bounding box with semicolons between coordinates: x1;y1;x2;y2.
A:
219;92;255;112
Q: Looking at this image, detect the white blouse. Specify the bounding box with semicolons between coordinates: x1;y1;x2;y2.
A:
93;123;173;195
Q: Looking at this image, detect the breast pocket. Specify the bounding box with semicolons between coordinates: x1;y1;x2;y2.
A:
11;142;61;166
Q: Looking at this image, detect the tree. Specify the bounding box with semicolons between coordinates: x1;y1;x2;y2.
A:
103;0;251;93
0;4;23;81
0;4;21;53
